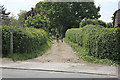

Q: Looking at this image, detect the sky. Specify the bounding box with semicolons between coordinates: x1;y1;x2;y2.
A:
0;0;119;22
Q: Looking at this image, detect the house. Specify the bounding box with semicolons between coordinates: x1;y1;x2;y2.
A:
113;9;120;28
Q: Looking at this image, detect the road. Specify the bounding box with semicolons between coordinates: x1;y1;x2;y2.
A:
2;69;116;78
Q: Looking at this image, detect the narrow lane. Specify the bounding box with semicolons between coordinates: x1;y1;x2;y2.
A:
2;69;117;78
25;40;87;64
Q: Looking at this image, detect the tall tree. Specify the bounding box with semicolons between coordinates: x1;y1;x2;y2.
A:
9;14;18;27
17;10;27;27
1;5;11;25
35;2;101;37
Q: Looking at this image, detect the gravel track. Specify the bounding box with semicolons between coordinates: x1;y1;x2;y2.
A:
25;40;87;63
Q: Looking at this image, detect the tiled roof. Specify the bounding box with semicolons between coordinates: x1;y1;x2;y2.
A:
113;9;120;15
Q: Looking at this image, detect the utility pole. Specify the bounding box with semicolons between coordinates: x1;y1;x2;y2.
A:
0;5;2;80
0;5;2;56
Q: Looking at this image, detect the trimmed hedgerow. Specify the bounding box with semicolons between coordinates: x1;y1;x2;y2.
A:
65;25;120;61
2;25;51;60
79;19;106;28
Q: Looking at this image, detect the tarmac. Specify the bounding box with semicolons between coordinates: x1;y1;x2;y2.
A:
0;60;119;78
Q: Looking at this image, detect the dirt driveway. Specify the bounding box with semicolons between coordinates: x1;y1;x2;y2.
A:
26;40;87;63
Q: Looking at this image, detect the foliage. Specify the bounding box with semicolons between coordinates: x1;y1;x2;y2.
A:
25;13;50;31
111;16;114;23
17;10;27;27
2;25;51;60
79;19;106;28
24;8;49;20
106;22;113;28
64;38;119;66
24;8;50;31
1;5;10;18
65;25;120;62
1;5;11;26
8;40;51;61
35;2;101;37
9;14;19;27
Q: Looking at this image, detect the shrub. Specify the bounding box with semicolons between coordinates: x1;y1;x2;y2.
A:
2;25;51;57
25;13;50;31
65;25;120;61
79;19;106;28
106;22;113;28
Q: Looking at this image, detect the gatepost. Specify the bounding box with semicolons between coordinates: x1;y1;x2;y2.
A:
10;29;13;54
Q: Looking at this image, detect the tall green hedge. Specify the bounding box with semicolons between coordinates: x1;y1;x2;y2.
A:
2;25;50;57
65;25;120;61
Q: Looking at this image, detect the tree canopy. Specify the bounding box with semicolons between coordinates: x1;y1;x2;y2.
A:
24;8;50;31
35;2;101;37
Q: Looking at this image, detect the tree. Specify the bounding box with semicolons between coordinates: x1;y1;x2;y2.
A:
69;2;101;27
0;5;11;25
9;14;18;27
24;8;50;31
35;2;101;37
35;2;71;37
111;16;114;22
17;10;27;27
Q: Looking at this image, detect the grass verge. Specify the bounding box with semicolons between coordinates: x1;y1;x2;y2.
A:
64;38;120;66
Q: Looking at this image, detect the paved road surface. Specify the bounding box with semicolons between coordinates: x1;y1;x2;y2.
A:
2;69;116;78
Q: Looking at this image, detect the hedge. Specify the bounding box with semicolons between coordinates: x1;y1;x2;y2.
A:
65;25;120;61
79;19;106;28
2;25;51;57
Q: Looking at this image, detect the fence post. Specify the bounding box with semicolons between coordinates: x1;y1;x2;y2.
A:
10;31;13;54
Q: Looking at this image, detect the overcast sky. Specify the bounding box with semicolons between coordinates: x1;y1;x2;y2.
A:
0;0;119;22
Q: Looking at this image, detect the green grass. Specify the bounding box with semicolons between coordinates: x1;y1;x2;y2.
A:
64;38;120;66
3;40;52;61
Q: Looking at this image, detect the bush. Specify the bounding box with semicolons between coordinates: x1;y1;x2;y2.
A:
65;25;120;61
2;25;51;58
25;13;50;31
106;22;113;28
79;19;106;28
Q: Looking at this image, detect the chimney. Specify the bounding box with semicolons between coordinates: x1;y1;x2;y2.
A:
118;1;120;9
